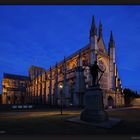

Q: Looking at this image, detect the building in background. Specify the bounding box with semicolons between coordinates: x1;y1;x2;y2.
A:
2;73;29;104
1;16;124;108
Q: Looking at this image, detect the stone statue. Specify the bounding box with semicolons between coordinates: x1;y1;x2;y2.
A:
90;61;104;87
80;60;108;123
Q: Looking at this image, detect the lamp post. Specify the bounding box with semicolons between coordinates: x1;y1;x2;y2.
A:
59;84;63;115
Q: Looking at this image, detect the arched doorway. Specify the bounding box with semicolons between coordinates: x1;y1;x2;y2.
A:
107;96;114;108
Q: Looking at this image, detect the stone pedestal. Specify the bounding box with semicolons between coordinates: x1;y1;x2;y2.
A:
80;86;108;122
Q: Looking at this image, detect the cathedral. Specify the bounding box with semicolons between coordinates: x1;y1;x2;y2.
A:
2;16;124;108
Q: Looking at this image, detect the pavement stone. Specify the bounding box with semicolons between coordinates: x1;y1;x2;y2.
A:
67;116;123;129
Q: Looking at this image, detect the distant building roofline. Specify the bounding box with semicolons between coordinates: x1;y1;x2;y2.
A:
29;65;46;71
3;73;30;81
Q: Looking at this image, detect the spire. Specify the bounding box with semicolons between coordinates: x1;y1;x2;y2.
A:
55;62;58;73
55;62;58;77
78;49;82;67
49;66;52;79
109;30;115;48
79;49;81;57
110;31;113;42
55;62;58;68
63;56;66;70
63;56;66;63
99;20;102;39
108;30;115;59
50;66;52;71
90;16;97;36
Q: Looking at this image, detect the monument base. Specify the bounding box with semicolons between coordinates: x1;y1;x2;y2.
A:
80;109;108;123
80;86;108;123
67;116;122;129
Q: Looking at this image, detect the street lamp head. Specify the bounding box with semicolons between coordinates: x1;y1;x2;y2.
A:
59;84;63;89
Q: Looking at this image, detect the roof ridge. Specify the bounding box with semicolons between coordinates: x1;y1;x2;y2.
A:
3;73;29;80
46;43;90;72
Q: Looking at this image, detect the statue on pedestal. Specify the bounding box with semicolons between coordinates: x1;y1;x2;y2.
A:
80;60;108;122
90;61;104;87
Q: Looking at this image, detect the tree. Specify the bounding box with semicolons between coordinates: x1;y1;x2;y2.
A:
123;88;140;106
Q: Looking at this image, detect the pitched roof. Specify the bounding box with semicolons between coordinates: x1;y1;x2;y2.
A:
3;73;29;81
47;43;90;71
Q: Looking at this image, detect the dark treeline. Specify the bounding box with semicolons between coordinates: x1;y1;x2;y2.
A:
123;88;140;106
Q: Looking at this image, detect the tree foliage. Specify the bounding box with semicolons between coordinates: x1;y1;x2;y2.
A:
123;88;140;106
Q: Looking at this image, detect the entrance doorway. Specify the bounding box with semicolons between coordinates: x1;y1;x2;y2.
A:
107;96;114;108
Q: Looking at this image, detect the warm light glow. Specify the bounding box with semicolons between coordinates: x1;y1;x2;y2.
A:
3;89;7;93
59;84;63;89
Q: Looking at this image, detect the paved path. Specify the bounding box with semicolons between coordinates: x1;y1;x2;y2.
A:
0;106;140;135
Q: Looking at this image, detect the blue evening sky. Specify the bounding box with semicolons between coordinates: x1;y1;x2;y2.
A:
0;6;140;93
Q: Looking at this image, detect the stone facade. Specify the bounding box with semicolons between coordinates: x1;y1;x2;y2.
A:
2;73;29;104
1;16;124;108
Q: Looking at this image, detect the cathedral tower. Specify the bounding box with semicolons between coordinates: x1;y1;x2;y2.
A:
108;31;115;63
90;16;98;64
108;31;116;90
98;20;102;39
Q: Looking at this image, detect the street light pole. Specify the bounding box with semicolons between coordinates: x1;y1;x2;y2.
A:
59;84;63;115
61;91;63;115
